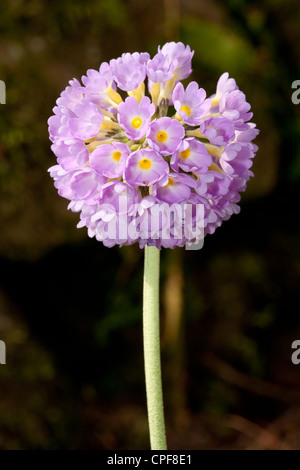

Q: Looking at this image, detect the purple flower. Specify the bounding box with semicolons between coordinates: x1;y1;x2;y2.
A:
68;101;104;140
216;72;238;97
171;137;212;174
82;62;113;93
110;52;150;91
153;173;196;204
48;43;259;249
219;90;253;130
118;96;155;140
69;168;104;203
90;142;130;178
203;171;232;199
146;117;184;156
124;148;169;187
173;81;211;125
49;165;105;204
219;142;254;178
56;78;84;111
158;42;194;81
146;52;177;83
209;72;239;111
235;123;259;143
200;117;235;146
51;140;89;171
48;107;75;142
99;181;139;213
81;62;117;111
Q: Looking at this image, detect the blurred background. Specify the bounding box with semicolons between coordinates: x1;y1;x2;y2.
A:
0;0;300;450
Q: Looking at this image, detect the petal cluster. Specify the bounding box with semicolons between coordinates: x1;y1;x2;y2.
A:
48;44;259;249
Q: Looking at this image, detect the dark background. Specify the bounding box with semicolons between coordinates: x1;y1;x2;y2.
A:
0;0;300;449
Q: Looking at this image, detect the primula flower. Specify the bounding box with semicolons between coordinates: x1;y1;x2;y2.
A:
68;101;104;140
124;148;169;187
158;42;194;81
118;96;155;140
199;117;235;146
146;52;177;83
90;142;129;178
81;63;117;111
146;117;185;156
48;41;259;249
110;52;150;91
153;173;196;204
173;81;211;125
171;138;212;173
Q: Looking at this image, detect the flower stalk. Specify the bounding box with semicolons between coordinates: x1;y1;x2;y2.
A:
143;245;167;450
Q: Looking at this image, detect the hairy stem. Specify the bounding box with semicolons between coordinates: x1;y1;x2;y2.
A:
143;245;167;450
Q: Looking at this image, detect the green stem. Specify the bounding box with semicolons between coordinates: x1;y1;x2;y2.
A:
143;245;167;450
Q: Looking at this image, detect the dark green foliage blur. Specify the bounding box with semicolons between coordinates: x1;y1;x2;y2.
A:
0;0;300;449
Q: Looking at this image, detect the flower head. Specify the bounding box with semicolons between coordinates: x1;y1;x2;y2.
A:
48;42;259;249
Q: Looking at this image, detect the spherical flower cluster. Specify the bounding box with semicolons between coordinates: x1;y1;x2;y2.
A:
48;42;259;249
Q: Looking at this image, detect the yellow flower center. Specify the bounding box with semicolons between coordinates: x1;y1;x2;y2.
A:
180;105;191;116
112;151;122;162
139;158;152;170
156;130;168;142
131;117;143;128
166;177;174;187
179;148;191;159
